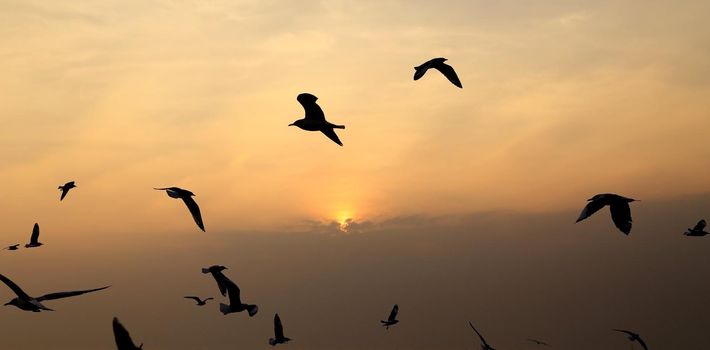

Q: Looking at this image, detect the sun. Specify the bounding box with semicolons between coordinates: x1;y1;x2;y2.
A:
336;211;353;232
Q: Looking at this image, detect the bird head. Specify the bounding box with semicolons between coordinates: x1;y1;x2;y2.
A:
289;120;305;128
4;299;18;307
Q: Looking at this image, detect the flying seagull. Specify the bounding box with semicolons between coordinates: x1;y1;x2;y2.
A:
468;321;495;350
154;187;205;231
184;296;213;306
576;193;637;235
380;304;399;330
0;274;109;312
58;181;76;201
289;93;345;146
202;265;228;297
3;244;19;251
213;271;258;316
684;219;708;236
527;338;550;346
413;57;463;88
113;317;143;350
269;313;292;346
25;223;42;248
613;329;648;350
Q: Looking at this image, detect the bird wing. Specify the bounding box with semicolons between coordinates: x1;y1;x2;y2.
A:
113;317;141;350
388;304;399;321
60;188;69;201
694;219;707;231
613;329;635;336
181;196;205;231
413;63;430;80
576;199;606;223
30;223;40;244
636;336;649;350
207;271;229;297
610;202;632;235
320;128;343;146
36;285;110;301
432;62;463;88
468;322;489;346
184;296;201;303
297;93;325;121
220;273;243;306
0;274;32;299
274;313;285;339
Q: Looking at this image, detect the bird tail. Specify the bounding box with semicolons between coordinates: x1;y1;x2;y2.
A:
333;125;345;129
219;303;232;315
247;304;259;317
268;338;277;346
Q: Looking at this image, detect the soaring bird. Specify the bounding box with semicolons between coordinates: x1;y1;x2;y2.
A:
202;265;229;296
113;317;143;350
527;338;550;346
154;187;205;231
380;304;399;330
684;219;708;236
58;181;76;201
3;244;19;251
212;271;258;316
413;57;463;88
613;329;648;350
0;274;109;312
289;93;345;146
268;313;292;346
575;193;637;235
24;223;42;248
184;296;213;306
468;321;495;350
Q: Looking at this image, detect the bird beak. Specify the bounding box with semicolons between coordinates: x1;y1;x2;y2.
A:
3;302;10;306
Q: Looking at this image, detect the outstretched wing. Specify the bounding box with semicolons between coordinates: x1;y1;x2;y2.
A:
635;336;649;350
576;199;606;223
297;93;325;121
184;296;201;303
181;196;205;231
0;274;32;299
388;304;399;322
413;61;431;80
113;317;142;350
37;285;110;301
610;202;632;235
60;188;69;201
320;128;343;146
693;219;707;231
30;223;40;244
613;329;635;337
468;321;489;346
274;313;285;339
220;273;243;306
432;62;463;88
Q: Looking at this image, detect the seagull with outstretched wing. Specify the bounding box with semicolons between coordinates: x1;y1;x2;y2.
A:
154;187;205;231
380;304;399;330
576;193;637;235
24;223;42;248
684;219;708;236
216;271;258;317
58;181;76;201
289;93;345;146
184;296;213;306
269;313;292;346
613;329;648;350
468;321;495;350
413;57;463;88
527;338;550;346
0;274;109;312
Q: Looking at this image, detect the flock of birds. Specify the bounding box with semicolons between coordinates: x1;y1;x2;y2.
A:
2;56;707;350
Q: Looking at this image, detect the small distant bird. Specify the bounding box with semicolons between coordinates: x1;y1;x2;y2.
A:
0;274;109;312
212;271;258;316
3;244;19;251
184;296;213;306
58;181;76;201
413;57;463;88
202;265;229;296
684;219;708;236
268;313;292;346
154;187;205;231
24;223;42;248
380;304;399;330
613;329;648;350
527;338;550;346
289;93;345;146
576;193;637;235
113;317;143;350
468;321;495;350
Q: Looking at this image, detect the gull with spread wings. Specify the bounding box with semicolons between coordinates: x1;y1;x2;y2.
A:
576;193;637;235
58;181;76;201
613;329;648;350
380;304;399;330
0;274;109;312
289;93;345;146
468;321;495;350
413;57;463;88
684;219;708;236
154;187;205;232
25;223;42;248
268;313;292;346
184;296;213;306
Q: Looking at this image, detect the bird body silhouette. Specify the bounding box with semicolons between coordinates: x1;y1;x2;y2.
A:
184;296;213;306
576;193;637;235
380;304;399;329
0;274;109;312
268;313;292;346
113;317;143;349
413;57;463;88
468;321;495;350
684;219;708;236
24;223;42;248
3;244;19;251
58;181;76;201
613;329;648;350
527;338;550;346
289;93;345;146
154;187;205;231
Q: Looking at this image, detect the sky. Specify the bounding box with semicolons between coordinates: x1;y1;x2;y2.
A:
0;0;709;349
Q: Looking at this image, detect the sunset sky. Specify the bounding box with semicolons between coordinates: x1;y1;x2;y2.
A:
1;1;710;349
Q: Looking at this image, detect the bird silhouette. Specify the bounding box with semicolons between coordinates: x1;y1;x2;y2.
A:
3;244;19;251
210;270;258;316
468;321;495;350
268;313;292;346
113;317;143;349
24;223;42;248
184;296;213;306
58;181;76;201
576;193;637;235
613;329;648;350
154;187;205;231
202;265;229;296
289;93;345;146
0;274;109;312
684;219;708;236
380;304;399;330
527;338;550;346
413;57;463;88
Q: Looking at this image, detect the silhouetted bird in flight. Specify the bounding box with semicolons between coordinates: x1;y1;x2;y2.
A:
24;223;42;248
184;296;213;306
202;265;229;296
58;181;76;201
289;93;345;146
613;329;648;350
684;219;708;236
3;244;19;251
468;321;496;350
413;57;463;88
269;313;292;346
380;304;399;330
527;338;550;346
154;187;205;231
0;274;109;312
211;271;258;316
576;193;637;235
113;317;143;349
